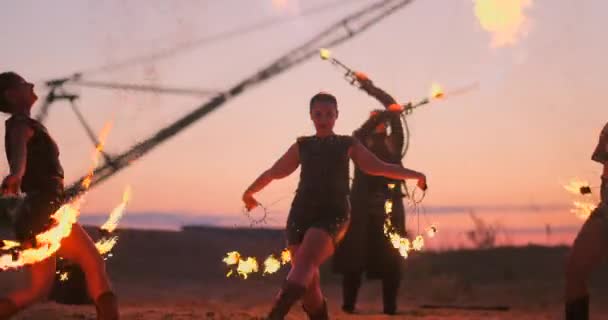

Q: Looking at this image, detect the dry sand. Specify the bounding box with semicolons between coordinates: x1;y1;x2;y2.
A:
1;226;607;319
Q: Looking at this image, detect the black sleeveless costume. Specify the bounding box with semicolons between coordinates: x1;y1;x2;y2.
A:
5;114;64;242
286;134;353;246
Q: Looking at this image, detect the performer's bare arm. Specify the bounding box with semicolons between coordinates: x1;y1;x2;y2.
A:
356;72;398;108
349;139;426;189
1;120;33;195
242;143;300;210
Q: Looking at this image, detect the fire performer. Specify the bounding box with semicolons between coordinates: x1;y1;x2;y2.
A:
242;92;427;319
0;72;119;319
333;73;407;315
565;121;608;320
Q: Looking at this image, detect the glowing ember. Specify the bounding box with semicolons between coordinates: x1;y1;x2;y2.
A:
430;83;445;100
571;201;597;220
100;186;131;233
473;0;533;47
319;48;331;60
263;254;281;275
59;272;69;282
564;179;591;196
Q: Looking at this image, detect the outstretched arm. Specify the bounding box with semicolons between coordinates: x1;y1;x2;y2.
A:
349;139;426;189
242;143;300;210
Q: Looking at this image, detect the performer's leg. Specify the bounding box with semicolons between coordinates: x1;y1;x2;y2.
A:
382;269;401;315
302;269;329;320
267;228;334;319
1;257;56;319
565;210;608;320
341;272;361;313
59;224;118;320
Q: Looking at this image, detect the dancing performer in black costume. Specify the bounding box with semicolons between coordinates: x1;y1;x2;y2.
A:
333;72;408;315
0;72;119;320
242;92;427;319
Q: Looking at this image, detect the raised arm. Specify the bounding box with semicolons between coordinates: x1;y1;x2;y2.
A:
1;119;33;195
349;139;426;190
355;72;398;108
242;142;300;210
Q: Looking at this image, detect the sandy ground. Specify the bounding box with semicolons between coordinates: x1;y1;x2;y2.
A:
1;226;607;319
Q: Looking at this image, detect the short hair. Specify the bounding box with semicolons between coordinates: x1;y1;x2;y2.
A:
309;92;337;112
0;72;21;113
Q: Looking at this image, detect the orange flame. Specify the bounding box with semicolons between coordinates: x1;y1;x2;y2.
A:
100;186;131;233
82;122;113;189
280;248;291;265
564;179;591;196
430;83;444;100
236;257;259;279
383;186;430;259
474;0;533;47
263;255;281;275
95;236;119;255
571;201;597;220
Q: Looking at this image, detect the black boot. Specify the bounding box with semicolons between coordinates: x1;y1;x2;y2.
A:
341;273;361;313
0;298;19;320
267;281;307;320
303;299;329;320
95;291;119;320
566;296;589;320
382;272;401;315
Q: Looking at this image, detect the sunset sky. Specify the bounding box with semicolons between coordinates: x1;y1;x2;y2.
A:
1;0;606;246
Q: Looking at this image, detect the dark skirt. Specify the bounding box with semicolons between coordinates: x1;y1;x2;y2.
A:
14;191;63;243
286;193;350;246
333;192;405;279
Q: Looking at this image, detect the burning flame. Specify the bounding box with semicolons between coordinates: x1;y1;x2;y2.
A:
564;179;591;196
280;248;291;265
383;184;434;259
0;201;81;270
82;122;113;189
95;236;119;255
224;248;292;278
319;48;331;60
473;0;533;47
223;251;259;279
0;240;20;251
223;251;241;266
236;257;259;279
571;201;597;220
100;186;131;233
263;255;281;275
430;83;445;100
